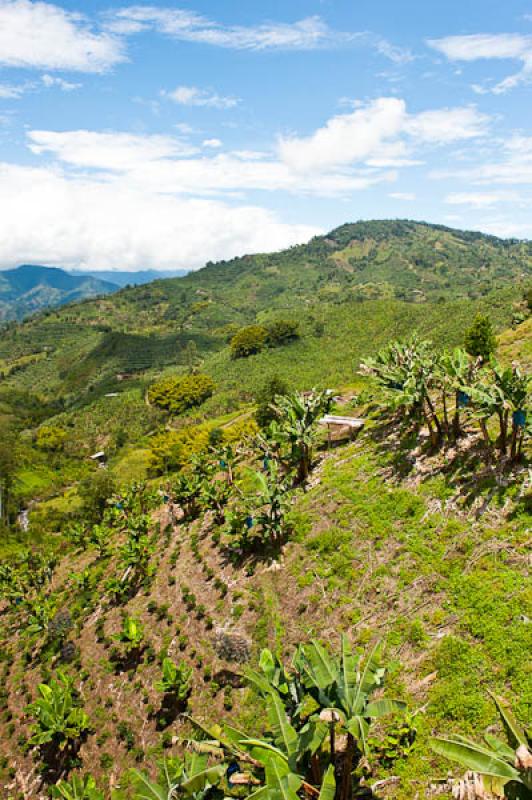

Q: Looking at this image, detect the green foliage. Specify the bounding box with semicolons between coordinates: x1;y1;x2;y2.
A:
432;693;532;798
51;774;104;800
155;658;192;702
147;374;215;415
255;375;289;429
465;313;497;361
230;324;268;358
35;425;67;452
128;754;225;800
26;671;90;751
114;616;144;653
78;470;116;524
266;319;300;346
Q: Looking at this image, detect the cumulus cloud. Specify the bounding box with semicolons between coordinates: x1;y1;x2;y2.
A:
0;0;124;72
0;161;320;270
278;98;488;172
41;74;81;91
428;33;532;93
27;129;197;169
162;86;239;109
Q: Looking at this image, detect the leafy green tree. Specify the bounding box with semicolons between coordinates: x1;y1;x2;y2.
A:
35;425;67;452
78;471;116;524
255;375;289;429
266;319;300;346
147;374;215;415
230;324;268;358
0;418;18;525
432;693;532;798
464;313;496;361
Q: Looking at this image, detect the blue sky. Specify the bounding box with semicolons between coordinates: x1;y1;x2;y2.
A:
0;0;531;270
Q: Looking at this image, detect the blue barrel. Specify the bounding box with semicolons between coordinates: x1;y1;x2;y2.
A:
245;515;254;529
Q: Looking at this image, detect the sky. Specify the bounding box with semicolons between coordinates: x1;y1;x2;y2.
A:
0;0;531;271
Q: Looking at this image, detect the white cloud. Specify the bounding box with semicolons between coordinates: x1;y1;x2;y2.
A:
0;82;26;98
389;192;415;200
41;74;81;91
0;0;124;72
444;191;519;208
278;98;488;173
428;33;532;93
0;161;320;270
432;135;532;187
162;86;239;109
109;7;358;51
109;6;411;61
27;129;197;170
203;138;222;148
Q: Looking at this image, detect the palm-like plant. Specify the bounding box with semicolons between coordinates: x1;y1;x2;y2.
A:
439;347;477;439
431;693;532;798
114;616;144;653
129;754;225;800
51;774;104;800
271;389;333;483
251;462;292;548
155;658;192;703
26;672;90;753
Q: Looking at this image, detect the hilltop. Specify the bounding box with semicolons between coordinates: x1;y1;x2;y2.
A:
0;265;119;322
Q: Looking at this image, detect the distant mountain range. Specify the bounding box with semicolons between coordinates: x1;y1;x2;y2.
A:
67;269;189;288
0;265;119;322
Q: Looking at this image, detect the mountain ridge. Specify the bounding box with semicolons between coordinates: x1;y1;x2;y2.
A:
0;264;119;322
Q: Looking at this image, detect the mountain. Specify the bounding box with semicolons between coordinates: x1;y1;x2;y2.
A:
68;268;189;287
0;220;530;799
0;264;119;321
0;220;532;401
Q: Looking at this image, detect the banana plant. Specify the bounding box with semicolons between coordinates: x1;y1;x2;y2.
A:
270;389;333;483
128;754;225;800
199;477;232;524
51;774;104;800
439;347;477;440
114;616;144;653
250;463;292;548
170;472;203;520
431;693;532;798
26;671;90;752
25;595;56;636
155;658;192;703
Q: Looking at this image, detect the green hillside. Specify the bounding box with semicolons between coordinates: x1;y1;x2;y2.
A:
0;220;530;800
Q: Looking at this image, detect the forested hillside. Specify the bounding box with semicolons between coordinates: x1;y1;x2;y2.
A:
0;220;530;800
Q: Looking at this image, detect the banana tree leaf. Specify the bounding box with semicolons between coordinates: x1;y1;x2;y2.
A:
318;765;336;800
266;693;298;759
483;733;516;761
296;720;328;761
431;737;520;782
346;716;370;756
264;754;302;800
181;764;225;794
490;693;528;749
246;668;277;698
337;635;360;714
299;641;337;691
129;769;169;800
364;699;406;718
240;739;289;765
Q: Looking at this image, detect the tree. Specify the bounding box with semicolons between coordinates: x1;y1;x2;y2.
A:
78;470;116;524
255;375;289;429
270;389;333;483
230;325;268;358
432;693;532;799
464;313;496;361
266;319;300;346
147;374;215;415
0;418;18;525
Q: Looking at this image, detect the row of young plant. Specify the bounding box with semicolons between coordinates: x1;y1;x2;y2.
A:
360;334;530;461
22;636;531;800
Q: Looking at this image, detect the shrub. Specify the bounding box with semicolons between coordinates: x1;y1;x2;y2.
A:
35;425;67;452
147;374;215;415
464;313;496;361
230;325;268;358
266;319;299;346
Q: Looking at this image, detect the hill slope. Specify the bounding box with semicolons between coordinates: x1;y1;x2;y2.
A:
0;265;118;322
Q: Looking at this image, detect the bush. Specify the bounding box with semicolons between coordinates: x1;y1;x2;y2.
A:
147;374;215;415
464;313;496;361
266;319;299;346
255;375;288;429
35;425;67;452
78;471;116;524
230;325;268;358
